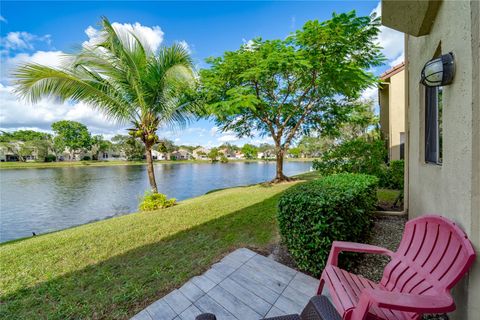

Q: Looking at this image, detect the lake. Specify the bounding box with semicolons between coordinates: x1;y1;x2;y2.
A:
0;161;312;242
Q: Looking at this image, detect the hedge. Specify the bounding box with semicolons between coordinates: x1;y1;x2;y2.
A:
277;173;378;276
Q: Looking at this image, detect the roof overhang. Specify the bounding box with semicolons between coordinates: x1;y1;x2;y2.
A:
381;0;442;36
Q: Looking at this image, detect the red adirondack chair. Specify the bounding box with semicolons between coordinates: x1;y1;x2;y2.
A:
318;215;476;320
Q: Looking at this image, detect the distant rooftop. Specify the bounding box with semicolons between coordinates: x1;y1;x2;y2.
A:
380;62;405;80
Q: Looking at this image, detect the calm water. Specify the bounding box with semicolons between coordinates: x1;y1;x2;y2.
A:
0;161;311;242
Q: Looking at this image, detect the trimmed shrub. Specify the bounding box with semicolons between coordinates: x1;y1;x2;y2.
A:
277;173;378;276
139;192;176;211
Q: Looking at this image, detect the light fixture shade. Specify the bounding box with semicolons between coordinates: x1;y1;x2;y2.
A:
420;52;455;87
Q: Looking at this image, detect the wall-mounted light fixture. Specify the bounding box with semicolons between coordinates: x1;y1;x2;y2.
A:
420;52;455;87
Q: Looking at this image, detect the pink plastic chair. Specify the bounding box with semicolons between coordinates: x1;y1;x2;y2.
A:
318;215;476;320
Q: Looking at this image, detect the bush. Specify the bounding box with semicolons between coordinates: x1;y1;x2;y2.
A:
139;192;176;211
81;156;91;161
312;138;387;178
44;154;57;162
277;173;378;276
384;160;404;189
220;155;228;163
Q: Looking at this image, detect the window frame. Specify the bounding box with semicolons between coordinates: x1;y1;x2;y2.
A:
424;86;443;165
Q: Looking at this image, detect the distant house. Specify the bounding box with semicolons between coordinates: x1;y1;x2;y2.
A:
170;148;192;160
379;62;406;161
0;145;18;162
234;151;245;159
219;148;236;159
99;149;126;161
258;150;275;159
192;147;210;160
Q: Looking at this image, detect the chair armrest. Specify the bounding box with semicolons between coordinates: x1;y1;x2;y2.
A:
326;241;394;266
364;289;455;313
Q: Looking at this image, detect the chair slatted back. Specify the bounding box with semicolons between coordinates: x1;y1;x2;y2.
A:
380;215;476;296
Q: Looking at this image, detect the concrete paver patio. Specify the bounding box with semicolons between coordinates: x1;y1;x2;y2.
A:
131;248;328;320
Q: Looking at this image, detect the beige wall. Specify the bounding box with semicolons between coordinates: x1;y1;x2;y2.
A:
379;69;406;161
388;71;405;160
405;1;479;319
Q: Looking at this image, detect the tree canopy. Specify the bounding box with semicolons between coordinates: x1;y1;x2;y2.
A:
51;120;92;156
198;11;384;181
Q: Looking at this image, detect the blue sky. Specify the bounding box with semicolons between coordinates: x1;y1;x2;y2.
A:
0;1;403;147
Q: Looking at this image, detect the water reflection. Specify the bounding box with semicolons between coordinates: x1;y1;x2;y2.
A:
0;161;311;242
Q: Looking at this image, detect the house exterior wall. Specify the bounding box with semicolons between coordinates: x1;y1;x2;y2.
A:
405;1;479;319
388;71;405;160
379;69;405;161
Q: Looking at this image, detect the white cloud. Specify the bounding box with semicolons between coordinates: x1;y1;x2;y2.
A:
177;40;191;54
0;16;7;23
1;31;51;53
0;84;125;135
217;134;237;143
83;22;164;52
361;86;378;101
210;126;219;136
371;2;404;66
1;50;65;83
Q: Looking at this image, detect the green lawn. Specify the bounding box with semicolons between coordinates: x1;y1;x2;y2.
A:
0;180;300;320
377;188;401;204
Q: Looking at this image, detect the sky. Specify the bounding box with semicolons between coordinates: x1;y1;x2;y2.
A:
0;1;403;147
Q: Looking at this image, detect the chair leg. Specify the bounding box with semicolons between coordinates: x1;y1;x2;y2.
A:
317;278;325;295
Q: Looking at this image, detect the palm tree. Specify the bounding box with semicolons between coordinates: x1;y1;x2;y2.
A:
13;17;196;193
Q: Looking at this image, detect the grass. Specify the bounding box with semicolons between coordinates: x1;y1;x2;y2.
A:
377;188;401;204
0;179;304;320
0;158;315;170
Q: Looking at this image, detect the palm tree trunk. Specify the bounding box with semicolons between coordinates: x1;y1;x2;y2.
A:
145;146;158;193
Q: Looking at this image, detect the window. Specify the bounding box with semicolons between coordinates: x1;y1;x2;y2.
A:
400;132;405;160
425;86;443;164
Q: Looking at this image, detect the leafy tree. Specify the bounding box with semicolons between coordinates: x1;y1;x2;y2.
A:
0;130;51;142
155;138;176;154
338;100;378;140
241;143;258;159
219;142;238;152
13;17;196;193
51;120;92;159
312;137;387;178
297;134;334;158
207;147;220;162
288;147;302;158
90;135;112;160
199;12;383;182
257;143;275;153
111;134;145;160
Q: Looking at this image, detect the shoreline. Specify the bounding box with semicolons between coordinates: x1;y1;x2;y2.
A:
0;170;318;245
0;158;317;170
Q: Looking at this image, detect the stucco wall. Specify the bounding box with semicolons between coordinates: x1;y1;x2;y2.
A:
379;69;405;161
406;1;479;319
388;70;405;160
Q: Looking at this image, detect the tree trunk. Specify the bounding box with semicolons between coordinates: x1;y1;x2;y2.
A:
271;148;293;183
145;146;158;193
